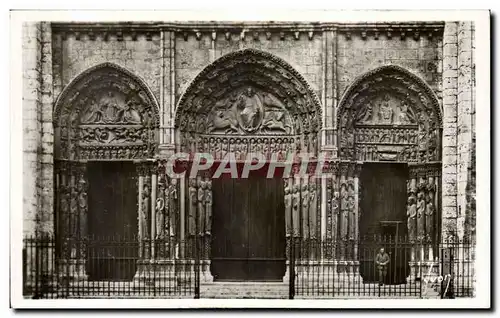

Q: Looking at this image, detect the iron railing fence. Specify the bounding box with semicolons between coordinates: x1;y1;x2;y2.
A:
23;235;200;299
23;235;474;299
289;236;475;299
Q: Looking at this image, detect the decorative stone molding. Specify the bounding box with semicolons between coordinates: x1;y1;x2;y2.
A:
52;22;443;44
337;24;442;41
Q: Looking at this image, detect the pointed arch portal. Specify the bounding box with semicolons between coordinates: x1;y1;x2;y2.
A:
171;49;323;281
53;63;160;281
328;65;443;284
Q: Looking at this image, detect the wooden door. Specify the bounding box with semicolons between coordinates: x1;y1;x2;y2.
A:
86;161;138;281
359;163;409;284
211;176;286;281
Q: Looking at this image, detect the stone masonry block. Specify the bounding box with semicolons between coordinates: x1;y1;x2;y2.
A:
443;44;458;57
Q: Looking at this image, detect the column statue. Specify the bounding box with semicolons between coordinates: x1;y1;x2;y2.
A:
169;178;178;238
407;194;417;242
292;184;301;237
141;183;150;240
347;180;356;241
416;184;426;242
197;180;206;236
187;179;197;236
340;182;349;241
425;185;435;243
301;183;310;240
308;182;317;240
284;180;292;237
205;180;212;236
155;182;166;240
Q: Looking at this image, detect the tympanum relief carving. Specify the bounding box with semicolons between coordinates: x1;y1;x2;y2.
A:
175;49;322;160
204;86;293;135
338;66;441;163
54;64;159;161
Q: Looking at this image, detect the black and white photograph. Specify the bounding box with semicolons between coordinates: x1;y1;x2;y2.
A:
9;9;490;309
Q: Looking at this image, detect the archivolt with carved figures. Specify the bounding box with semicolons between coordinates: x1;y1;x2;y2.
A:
337;65;442;163
53;63;160;161
174;49;322;158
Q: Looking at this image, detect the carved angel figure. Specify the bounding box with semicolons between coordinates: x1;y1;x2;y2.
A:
398;100;416;124
81;99;104;123
116;99;142;124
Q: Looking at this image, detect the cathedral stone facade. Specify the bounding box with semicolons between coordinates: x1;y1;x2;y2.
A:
22;21;476;287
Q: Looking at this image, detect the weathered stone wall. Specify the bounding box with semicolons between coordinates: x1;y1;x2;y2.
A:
441;22;459;239
22;22;42;236
52;32;163;102
456;22;475;241
175;31;324;103
337;31;443;97
441;21;476;241
22;22;54;235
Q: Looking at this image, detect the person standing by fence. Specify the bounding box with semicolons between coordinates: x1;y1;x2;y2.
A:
375;247;390;286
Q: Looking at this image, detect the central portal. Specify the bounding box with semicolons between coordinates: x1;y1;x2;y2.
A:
210;176;286;281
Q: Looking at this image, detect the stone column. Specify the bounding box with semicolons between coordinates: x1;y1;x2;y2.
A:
320;175;327;259
416;167;427;261
284;178;293;254
155;168;167;258
339;163;349;261
353;163;362;278
407;167;418;259
136;163;150;259
159;30;176;156
292;177;301;240
179;173;186;258
150;163;157;258
168;177;179;259
442;22;459;240
407;166;419;281
425;167;437;261
301;177;310;257
309;176;318;259
201;175;213;282
74;162;88;280
134;162;154;283
330;163;339;262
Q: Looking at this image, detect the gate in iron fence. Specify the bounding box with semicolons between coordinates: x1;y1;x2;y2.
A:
288;237;474;299
23;235;201;299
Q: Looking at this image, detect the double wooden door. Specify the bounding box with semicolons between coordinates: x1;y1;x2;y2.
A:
86;161;138;281
210;177;286;281
359;163;410;284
